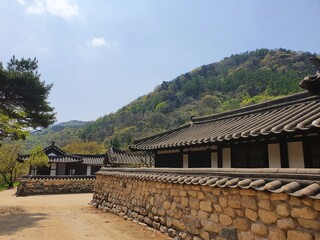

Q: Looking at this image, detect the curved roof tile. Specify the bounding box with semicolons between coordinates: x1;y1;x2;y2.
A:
106;147;154;167
97;168;320;199
130;92;320;151
75;154;105;166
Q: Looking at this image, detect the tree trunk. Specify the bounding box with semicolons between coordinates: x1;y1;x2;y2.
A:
8;170;14;188
0;172;11;188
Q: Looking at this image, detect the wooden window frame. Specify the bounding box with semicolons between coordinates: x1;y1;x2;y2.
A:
231;142;269;168
303;136;320;168
188;150;211;168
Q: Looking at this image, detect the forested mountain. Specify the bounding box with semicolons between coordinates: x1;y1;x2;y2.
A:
24;120;89;150
25;49;317;150
78;49;317;149
47;120;88;131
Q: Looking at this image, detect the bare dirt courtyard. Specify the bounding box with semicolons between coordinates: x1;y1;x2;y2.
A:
0;188;170;240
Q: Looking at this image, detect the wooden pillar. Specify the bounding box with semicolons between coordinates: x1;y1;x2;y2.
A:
280;140;289;168
217;147;222;168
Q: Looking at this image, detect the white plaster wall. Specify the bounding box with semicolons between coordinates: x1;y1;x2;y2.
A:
222;148;231;168
50;163;56;176
183;154;188;168
86;165;92;175
268;143;281;168
288;141;305;168
30;168;37;175
211;152;218;168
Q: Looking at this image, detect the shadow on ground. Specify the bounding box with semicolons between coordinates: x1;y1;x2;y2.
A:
0;208;47;236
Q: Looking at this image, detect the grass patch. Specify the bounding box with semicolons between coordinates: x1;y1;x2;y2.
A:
0;182;19;191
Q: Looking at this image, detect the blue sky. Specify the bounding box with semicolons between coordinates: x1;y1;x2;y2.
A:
0;0;319;123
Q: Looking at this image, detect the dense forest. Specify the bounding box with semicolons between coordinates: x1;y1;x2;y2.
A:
25;49;317;150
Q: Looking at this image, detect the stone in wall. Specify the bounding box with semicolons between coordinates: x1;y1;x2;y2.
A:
17;177;95;196
92;174;320;240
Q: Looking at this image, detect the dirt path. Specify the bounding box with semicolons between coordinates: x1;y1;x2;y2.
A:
0;189;170;240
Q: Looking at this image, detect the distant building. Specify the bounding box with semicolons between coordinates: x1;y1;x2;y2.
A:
130;90;320;168
105;147;154;168
17;142;105;176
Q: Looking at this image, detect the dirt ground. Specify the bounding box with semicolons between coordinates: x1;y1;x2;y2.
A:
0;188;170;240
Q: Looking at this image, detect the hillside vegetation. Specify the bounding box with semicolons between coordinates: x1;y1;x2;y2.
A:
26;49;317;150
23;120;89;151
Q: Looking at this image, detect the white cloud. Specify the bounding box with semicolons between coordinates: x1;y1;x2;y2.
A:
17;0;78;20
87;37;106;47
86;37;118;48
16;0;26;5
26;0;45;14
38;47;48;53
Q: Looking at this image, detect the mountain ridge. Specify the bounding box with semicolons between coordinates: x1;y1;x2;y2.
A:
79;48;317;148
24;48;317;150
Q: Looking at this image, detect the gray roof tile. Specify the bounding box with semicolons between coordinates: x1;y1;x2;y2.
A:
130;92;320;151
74;154;105;166
106;147;154;167
17;142;106;165
96;168;320;199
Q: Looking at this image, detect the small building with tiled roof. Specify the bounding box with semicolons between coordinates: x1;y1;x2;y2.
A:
130;64;320;169
18;142;106;176
105;147;154;168
75;154;105;175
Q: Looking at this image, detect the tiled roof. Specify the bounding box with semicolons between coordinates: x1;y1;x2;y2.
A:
17;142;106;165
16;155;31;162
17;154;82;163
43;142;68;156
97;168;320;199
106;147;153;167
130;92;320;151
17;142;83;163
19;154;105;164
74;154;105;166
48;156;82;163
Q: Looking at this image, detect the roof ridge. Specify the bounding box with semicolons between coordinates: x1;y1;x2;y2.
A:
73;153;106;157
109;147;126;154
44;143;67;156
192;91;316;123
130;123;191;146
194;94;320;124
64;153;83;159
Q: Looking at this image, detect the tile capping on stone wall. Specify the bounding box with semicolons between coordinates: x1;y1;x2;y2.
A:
92;167;320;240
17;175;96;196
96;167;320;199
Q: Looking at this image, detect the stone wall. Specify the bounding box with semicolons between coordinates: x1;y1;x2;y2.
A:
92;168;320;240
17;175;95;196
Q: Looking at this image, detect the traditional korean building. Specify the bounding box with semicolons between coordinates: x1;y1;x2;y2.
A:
105;147;154;167
17;142;105;176
130;61;320;169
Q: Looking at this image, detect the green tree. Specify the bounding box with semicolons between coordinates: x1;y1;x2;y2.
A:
155;102;168;113
107;126;137;150
47;49;315;147
0;143;27;188
0;56;56;140
24;146;49;171
200;95;221;109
